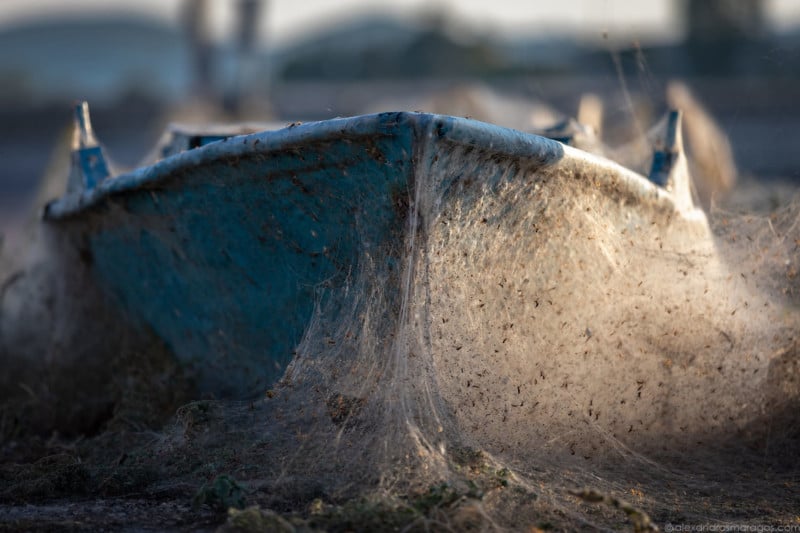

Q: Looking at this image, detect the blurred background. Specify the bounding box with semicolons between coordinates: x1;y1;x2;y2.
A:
1;0;800;242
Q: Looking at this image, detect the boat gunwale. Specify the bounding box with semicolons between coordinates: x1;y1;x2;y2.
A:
43;111;699;222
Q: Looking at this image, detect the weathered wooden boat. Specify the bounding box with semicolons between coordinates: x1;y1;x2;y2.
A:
34;101;704;400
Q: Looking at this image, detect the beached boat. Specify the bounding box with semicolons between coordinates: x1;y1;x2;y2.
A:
37;102;702;399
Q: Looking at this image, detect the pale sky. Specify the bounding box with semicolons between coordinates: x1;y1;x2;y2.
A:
1;0;799;46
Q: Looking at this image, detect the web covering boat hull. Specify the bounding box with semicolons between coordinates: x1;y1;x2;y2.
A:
45;112;696;398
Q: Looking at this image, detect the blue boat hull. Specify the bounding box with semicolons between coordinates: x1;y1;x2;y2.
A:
45;112;683;398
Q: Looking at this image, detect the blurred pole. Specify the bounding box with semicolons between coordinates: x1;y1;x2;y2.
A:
686;0;764;42
238;0;262;53
224;0;267;115
684;0;765;75
182;0;215;101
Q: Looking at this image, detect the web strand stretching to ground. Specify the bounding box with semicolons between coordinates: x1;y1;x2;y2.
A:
192;131;798;527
